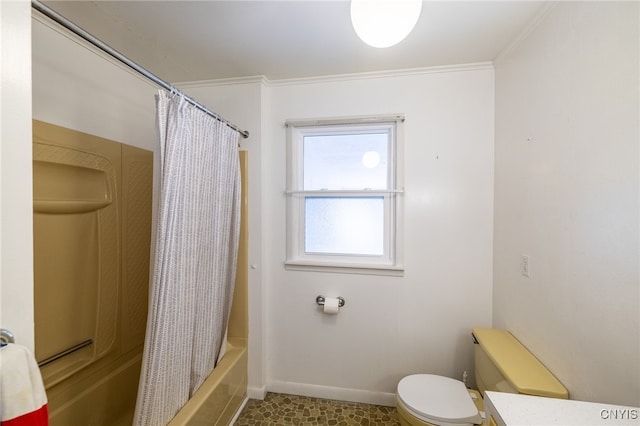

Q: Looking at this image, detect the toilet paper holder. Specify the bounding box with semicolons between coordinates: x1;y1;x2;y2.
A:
0;328;15;345
316;295;345;307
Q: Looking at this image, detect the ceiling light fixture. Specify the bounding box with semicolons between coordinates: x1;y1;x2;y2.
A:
350;0;422;48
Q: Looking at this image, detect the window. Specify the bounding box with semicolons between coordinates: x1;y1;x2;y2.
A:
285;116;404;275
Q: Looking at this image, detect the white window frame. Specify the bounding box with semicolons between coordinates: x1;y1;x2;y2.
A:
285;115;404;276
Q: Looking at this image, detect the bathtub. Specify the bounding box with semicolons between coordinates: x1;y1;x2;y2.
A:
34;121;249;425
166;152;249;425
167;338;248;426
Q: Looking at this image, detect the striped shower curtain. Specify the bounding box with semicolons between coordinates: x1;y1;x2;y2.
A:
134;90;241;426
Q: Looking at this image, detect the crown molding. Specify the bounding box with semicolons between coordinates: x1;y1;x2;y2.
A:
267;62;494;87
176;75;268;89
176;62;494;89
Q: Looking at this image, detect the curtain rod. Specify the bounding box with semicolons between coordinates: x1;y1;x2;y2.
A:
31;0;250;139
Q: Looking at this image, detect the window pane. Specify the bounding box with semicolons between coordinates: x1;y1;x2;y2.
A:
305;197;384;255
303;132;388;190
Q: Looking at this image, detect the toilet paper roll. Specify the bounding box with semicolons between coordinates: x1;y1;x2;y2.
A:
323;297;340;314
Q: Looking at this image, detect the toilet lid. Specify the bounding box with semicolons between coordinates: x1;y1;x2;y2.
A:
397;374;482;425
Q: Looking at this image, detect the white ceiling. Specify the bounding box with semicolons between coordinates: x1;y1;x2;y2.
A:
41;1;546;83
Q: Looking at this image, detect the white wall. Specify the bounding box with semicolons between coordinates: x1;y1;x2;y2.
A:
265;68;495;405
183;66;496;405
32;15;157;150
493;2;639;406
1;0;34;351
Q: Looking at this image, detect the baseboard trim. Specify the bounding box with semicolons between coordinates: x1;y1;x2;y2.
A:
266;380;396;407
247;385;267;400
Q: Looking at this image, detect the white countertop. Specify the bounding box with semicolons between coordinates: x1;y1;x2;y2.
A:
484;391;640;426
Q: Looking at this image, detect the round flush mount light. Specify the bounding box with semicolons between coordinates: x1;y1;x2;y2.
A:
350;0;422;48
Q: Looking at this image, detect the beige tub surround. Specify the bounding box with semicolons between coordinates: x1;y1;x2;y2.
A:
33;120;153;425
33;121;249;425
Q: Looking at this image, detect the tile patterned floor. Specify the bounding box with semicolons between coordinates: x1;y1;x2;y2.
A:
234;393;401;426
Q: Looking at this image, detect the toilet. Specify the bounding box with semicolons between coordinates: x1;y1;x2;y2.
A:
396;328;569;426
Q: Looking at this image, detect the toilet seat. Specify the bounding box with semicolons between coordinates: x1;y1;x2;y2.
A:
397;374;482;426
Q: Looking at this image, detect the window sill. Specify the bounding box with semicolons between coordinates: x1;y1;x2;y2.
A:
284;260;404;276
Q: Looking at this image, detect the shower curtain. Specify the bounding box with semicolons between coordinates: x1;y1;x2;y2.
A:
134;90;241;426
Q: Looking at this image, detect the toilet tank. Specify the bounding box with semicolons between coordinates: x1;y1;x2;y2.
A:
472;328;568;399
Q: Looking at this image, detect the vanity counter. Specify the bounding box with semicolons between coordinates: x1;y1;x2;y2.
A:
484;391;639;426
